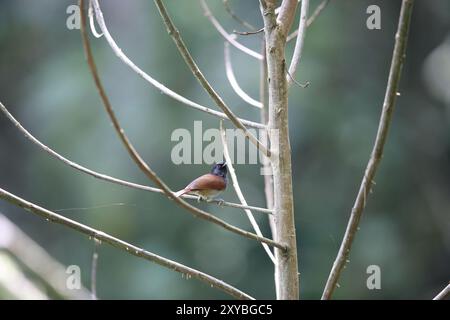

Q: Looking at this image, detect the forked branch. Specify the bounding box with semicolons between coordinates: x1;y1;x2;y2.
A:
87;0;263;129
80;0;284;250
152;0;271;158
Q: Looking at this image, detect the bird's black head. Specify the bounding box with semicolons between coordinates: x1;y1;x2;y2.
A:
211;161;227;178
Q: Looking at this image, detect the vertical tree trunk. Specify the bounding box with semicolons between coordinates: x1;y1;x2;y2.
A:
261;3;299;300
259;41;275;233
260;41;280;296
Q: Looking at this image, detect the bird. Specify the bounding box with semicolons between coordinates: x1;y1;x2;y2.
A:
174;161;228;201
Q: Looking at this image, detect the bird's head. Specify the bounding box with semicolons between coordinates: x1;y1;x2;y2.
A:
211;161;227;178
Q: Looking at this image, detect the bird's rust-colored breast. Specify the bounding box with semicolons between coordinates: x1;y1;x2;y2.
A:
186;173;226;192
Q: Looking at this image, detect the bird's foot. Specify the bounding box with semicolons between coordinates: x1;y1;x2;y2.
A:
216;198;225;207
197;196;207;203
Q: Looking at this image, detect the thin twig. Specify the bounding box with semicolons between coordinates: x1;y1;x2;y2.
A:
0;187;254;300
82;1;283;250
153;0;271;158
0;101;272;215
199;0;263;60
90;238;100;300
287;0;330;42
286;70;310;88
433;283;450;300
220;121;276;265
321;0;415;300
233;28;264;36
86;1;263;130
224;41;263;109
222;0;256;31
287;0;309;86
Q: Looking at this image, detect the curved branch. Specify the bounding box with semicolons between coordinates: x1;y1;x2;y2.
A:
0;187;254;300
224;42;263;109
220;121;276;264
86;1;263;130
80;1;283;250
287;0;309;86
199;0;263;60
321;0;415;300
0;101;272;215
153;0;270;158
88;0;103;38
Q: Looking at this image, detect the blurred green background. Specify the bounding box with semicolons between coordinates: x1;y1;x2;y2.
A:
0;0;449;299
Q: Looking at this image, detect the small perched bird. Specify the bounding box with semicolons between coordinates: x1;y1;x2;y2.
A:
174;161;228;201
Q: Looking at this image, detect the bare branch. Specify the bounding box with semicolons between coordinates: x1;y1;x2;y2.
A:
199;0;263;60
0;101;271;215
259;41;277;244
0;187;254;300
222;0;256;31
322;0;415;300
276;0;299;36
153;0;271;158
260;0;299;299
88;0;102;38
220;121;276;265
286;69;310;88
224;41;263;109
433;283;450;300
81;1;284;250
287;0;330;42
287;0;309;86
86;0;263;130
233;28;264;36
258;43;280;296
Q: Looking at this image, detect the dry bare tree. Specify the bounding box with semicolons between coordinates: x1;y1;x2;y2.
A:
0;0;425;300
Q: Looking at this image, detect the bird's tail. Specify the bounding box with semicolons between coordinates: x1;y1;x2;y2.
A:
173;189;188;198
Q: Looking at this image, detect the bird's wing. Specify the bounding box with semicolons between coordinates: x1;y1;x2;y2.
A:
186;173;226;192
